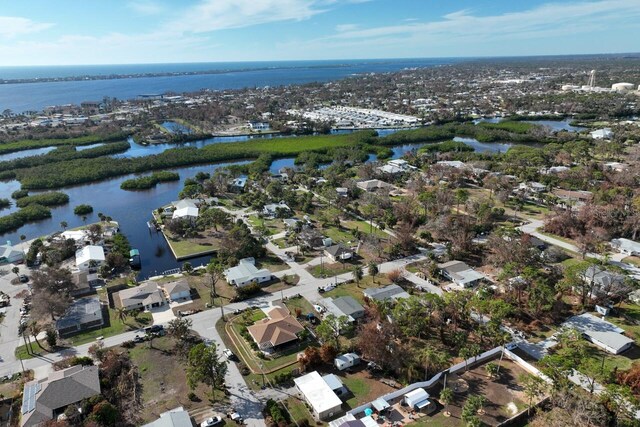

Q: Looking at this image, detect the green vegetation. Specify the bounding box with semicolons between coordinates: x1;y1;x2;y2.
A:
15;131;376;189
11;189;29;199
15;192;69;208
0;198;9;209
419;140;474;153
343;376;371;407
74;204;94;215
120;171;180;190
477;120;536;134
0;132;127;155
0;204;51;234
0;141;131;173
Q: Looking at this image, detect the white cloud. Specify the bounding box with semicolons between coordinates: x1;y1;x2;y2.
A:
0;16;53;38
336;24;359;32
128;0;165;15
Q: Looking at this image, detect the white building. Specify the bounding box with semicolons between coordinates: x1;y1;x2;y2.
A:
590;128;613;140
248;121;270;131
294;371;343;420
563;313;634;355
224;258;272;287
75;245;105;271
0;243;24;265
404;388;435;413
334;353;360;371
611;238;640;256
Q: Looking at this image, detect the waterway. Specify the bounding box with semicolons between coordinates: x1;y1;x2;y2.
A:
0;161;249;279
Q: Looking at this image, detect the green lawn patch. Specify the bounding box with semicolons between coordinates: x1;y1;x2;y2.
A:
343;376;371;408
165;235;217;259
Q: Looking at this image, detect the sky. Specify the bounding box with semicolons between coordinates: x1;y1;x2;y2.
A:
0;0;639;66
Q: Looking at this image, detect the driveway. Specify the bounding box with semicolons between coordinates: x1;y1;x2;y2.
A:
149;305;176;324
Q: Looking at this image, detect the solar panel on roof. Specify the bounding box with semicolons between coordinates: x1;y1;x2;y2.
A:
21;382;41;414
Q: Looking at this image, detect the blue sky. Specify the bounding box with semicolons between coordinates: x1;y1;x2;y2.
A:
1;0;639;65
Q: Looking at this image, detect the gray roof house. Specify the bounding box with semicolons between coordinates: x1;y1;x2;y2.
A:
581;265;627;298
116;281;167;311
322;296;365;322
324;244;353;262
21;365;101;427
611;238;640;256
562;313;634;354
438;260;487;288
71;270;102;297
143;407;194;427
162;279;191;301
363;285;410;302
56;297;105;337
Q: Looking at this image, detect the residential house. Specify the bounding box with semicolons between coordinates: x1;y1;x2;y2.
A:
142;407;193;427
324;244;353;262
172;199;199;221
263;201;291;219
356;179;395;193
248;121;270;131
0;242;24;265
436;160;467;169
20;365;101;427
336;187;349;198
75;245;105;271
590;128;613;140
553;189;593;208
378;159;416;175
518;181;546;194
116;281;167;311
404;388;435;413
294;371;343;420
230;177;248;193
247;307;304;351
611;238;640;256
71;270;102;297
224;258;272;288
162;279;191;302
55;297;105;337
562;313;634;354
581;265;627;299
323;374;348;397
283;218;301;229
299;229;327;250
363;284;410;302
438;260;487;288
322;296;365;322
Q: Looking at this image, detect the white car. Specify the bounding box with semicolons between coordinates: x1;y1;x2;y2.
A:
322;284;336;292
313;304;326;313
201;416;222;427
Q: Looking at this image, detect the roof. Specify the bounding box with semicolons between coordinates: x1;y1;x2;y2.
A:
174;199;197;210
163;279;191;296
325;244;352;259
224;258;271;284
117;282;165;308
142;407;193;427
438;260;486;285
612;238;640;253
294;371;342;415
322;374;344;391
75;245;105;265
371;397;390;411
582;265;626;288
363;285;409;302
56;297;103;331
247;307;304;347
0;244;22;260
356;179;394;191
563;313;634;353
173;206;199;219
335;353;360;366
404;388;430;407
327;296;364;318
21;365;101;427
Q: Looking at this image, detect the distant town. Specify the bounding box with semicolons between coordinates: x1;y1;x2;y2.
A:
1;55;640;427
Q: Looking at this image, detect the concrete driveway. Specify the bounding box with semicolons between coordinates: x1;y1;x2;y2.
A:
149;305;176;324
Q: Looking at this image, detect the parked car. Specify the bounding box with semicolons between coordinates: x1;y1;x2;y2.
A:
200;416;222;427
322;284;336;292
133;335;145;343
222;349;237;361
19;274;29;283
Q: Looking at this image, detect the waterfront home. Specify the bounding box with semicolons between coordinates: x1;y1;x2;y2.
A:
70;270;102;297
247;307;304;352
75;245;105;271
172;199;199;221
0;242;24;265
21;365;101;427
55;297;104;337
378;159;416;175
590;128;613;140
161;279;191;302
248;121;270;131
224;258;272;287
230;176;248;192
115;281;167;311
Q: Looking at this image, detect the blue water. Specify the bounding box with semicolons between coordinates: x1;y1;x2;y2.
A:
524;119;585;132
161;121;193;134
0;146;56;162
453;137;514;153
0;59;458;113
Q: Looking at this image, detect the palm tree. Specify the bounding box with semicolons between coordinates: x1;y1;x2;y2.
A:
29;322;43;349
352;265;363;287
12;266;19;278
368;261;379;283
460;347;472;372
60;221;68;231
439;387;454;416
115;307;128;324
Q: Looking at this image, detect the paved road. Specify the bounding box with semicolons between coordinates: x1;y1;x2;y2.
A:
0;263;30;369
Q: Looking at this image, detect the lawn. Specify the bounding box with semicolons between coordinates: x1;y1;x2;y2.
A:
342;376;371;408
321;225;359;246
256;253;289;272
323;276;391;304
165;235;218;259
344;220;390;239
126;336;226;423
623;256;640;267
308;261;356;278
247;216;284;235
284;397;316;425
284;296;318;317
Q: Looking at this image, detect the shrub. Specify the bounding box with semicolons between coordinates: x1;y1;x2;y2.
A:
236;282;261;300
74;204;93;215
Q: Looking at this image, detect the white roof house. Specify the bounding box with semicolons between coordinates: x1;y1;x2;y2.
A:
611;238;640;256
294;371;343;420
172;206;199;220
438;260;487;288
563;313;634;355
142;407;192;427
224;258;272;288
75;245;105;270
590;128;613;140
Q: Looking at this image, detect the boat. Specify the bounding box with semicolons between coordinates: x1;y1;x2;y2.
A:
129;249;141;269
